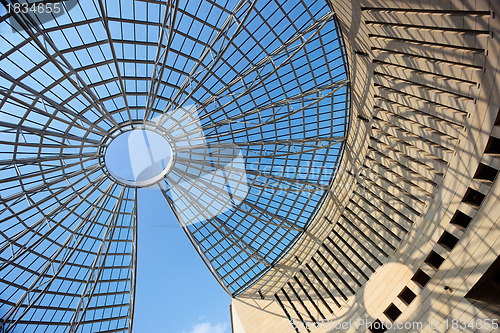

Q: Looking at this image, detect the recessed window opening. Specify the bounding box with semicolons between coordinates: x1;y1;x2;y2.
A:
384;303;402;322
437;231;459;251
398;287;416;305
425;251;445;270
369;319;387;333
449;210;472;229
412;269;431;288
474;163;498;182
484;136;500;154
462;188;485;207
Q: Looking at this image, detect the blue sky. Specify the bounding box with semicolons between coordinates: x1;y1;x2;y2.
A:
134;189;231;333
134;187;231;333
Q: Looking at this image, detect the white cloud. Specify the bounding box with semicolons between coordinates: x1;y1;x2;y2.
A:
185;322;228;333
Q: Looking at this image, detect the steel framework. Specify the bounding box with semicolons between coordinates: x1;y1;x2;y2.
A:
0;0;349;331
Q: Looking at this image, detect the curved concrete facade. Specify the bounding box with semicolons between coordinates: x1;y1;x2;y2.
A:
231;0;500;332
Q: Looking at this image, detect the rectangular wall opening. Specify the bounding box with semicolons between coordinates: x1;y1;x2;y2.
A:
425;251;445;270
474;163;498;182
412;269;431;288
437;231;459;251
462;188;485;207
369;319;387;333
398;287;417;306
384;303;402;322
465;255;500;321
484;136;500;154
449;210;472;229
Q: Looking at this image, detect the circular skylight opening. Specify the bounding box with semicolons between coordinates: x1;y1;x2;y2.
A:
104;129;173;187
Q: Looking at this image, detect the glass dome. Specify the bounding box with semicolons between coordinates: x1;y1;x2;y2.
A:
0;0;349;331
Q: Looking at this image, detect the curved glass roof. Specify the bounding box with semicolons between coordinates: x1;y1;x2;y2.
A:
0;0;348;331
